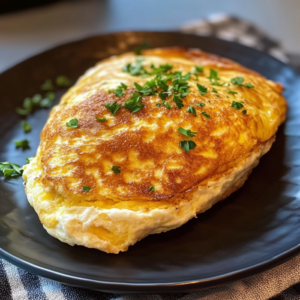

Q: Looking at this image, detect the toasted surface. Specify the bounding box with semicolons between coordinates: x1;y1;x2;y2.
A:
23;47;287;253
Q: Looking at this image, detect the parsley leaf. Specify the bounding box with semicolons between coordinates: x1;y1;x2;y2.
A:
231;77;244;86
96;117;107;122
231;101;244;110
150;64;173;75
158;92;166;100
173;94;184;109
26;156;35;164
177;127;198;138
112;166;121;174
245;83;255;88
123;58;148;76
40;79;53;91
212;88;218;93
134;42;150;55
45;92;55;101
242;110;247;114
179;140;197;152
227;90;238;95
208;69;227;86
194;66;204;73
149;186;155;192
124;92;144;113
113;82;128;97
0;162;23;178
157;79;169;91
105;102;121;116
197;83;207;96
16;107;30;116
83;185;91;193
157;101;171;109
40;97;53;108
201;111;211;119
21;120;31;133
66;118;79;128
134;81;156;96
208;69;220;81
195;102;205;107
231;77;254;88
56;76;72;87
14;139;29;149
187;106;197;116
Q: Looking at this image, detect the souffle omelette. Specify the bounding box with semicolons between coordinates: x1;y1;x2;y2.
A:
23;47;287;254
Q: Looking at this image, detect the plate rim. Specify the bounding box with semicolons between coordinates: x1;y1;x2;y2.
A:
1;30;300;293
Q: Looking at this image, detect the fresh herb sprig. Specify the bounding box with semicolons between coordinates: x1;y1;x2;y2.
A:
0;162;23;178
124;92;144;113
231;77;254;88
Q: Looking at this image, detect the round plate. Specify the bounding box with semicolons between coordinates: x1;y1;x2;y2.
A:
1;31;300;294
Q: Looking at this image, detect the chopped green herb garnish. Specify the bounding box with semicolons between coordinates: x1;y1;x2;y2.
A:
231;101;244;110
105;102;121;116
231;77;244;86
245;83;255;88
40;98;53;108
177;127;198;138
45;92;55;101
173;94;184;109
32;94;42;105
123;58;148;76
179;140;197;152
113;82;128;97
83;186;91;193
26;156;35;164
16;107;30;116
157;101;171;109
21;120;31;133
112;166;121;174
197;83;207;96
194;66;204;73
192;66;204;80
227;90;238;95
231;77;254;88
195;102;205;107
150;64;173;75
134;42;150;55
96;117;107;122
0;162;23;178
187;106;197;116
66;118;79;128
14;139;30;149
124;92;144;113
40;79;54;91
201;111;211;119
56;76;72;87
208;69;226;86
212;88;218;93
158;92;166;100
149;186;155;192
134;81;156;96
215;94;220;97
242;110;247;114
208;69;219;81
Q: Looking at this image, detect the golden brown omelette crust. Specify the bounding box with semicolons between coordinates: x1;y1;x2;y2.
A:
38;47;286;202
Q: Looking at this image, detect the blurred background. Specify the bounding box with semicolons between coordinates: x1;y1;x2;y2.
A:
1;0;300;72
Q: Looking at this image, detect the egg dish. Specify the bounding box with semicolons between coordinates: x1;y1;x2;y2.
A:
23;47;287;254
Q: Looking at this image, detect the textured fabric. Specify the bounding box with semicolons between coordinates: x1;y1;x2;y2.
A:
1;14;300;300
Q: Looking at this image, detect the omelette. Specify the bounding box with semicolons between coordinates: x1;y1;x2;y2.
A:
23;47;287;254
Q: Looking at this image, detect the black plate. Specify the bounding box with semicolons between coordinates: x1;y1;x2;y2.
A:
1;31;300;294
